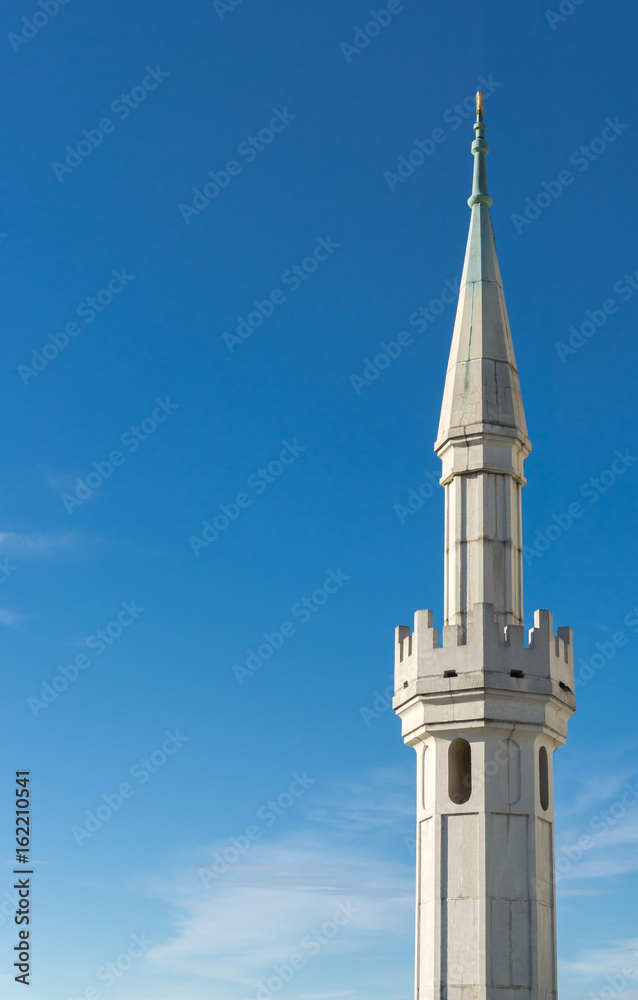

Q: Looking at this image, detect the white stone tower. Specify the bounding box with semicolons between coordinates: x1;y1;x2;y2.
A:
393;93;576;1000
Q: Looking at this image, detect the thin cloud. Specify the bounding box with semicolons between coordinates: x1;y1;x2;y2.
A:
0;530;76;555
63;765;638;1000
111;770;417;999
557;757;638;819
556;823;638;884
143;834;412;985
308;768;414;837
554;753;638;886
561;937;638;977
299;993;356;999
0;608;25;628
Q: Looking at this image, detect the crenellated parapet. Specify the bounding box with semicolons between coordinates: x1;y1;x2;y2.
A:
393;602;575;743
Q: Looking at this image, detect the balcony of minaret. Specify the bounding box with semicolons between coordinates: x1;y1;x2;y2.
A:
393;603;575;743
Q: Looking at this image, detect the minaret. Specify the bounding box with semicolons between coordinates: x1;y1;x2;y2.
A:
393;94;576;1000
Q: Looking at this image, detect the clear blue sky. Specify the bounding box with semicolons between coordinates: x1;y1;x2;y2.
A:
0;0;637;997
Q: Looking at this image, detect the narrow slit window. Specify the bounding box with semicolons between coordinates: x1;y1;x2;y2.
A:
421;744;429;812
539;745;549;811
449;738;472;804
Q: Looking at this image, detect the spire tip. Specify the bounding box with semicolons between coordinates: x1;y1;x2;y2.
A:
468;91;492;208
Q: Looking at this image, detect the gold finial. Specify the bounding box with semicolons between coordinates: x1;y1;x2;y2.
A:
476;90;484;118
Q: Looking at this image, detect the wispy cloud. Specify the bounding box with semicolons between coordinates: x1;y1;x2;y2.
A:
557;744;638;819
554;749;638;888
68;764;638;1000
299;993;356;999
142;834;412;993
561;936;638;978
93;770;417;1000
0;607;25;627
0;530;75;555
307;767;414;838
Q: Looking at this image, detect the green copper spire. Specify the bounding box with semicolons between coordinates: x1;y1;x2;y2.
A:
468;90;493;208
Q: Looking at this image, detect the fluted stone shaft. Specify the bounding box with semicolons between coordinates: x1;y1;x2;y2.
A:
435;198;530;632
444;470;523;629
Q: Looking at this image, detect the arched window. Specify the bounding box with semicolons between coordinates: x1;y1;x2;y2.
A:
539;745;549;811
449;738;472;804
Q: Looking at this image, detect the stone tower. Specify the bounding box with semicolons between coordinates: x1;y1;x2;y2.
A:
393;93;576;1000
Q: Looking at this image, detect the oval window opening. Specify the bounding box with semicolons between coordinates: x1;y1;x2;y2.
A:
449;738;472;805
539;745;549;811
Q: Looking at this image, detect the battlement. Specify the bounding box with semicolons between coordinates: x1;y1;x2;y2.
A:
394;602;574;697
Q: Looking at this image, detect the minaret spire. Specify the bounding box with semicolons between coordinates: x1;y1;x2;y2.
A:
435;93;531;633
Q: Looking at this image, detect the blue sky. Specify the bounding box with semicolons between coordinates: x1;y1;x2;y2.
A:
0;0;637;997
